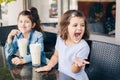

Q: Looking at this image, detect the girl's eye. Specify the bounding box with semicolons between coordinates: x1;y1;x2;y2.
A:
73;24;77;27
81;24;85;27
26;21;29;23
19;20;23;23
25;20;30;23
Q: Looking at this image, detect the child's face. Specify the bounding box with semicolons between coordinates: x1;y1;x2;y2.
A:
111;4;116;18
17;15;35;34
67;17;85;44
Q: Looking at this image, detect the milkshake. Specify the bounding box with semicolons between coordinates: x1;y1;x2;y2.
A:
30;43;41;67
18;38;28;58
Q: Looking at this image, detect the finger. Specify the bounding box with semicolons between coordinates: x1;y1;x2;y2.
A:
83;60;90;64
76;61;89;67
11;58;16;63
74;64;78;67
35;67;44;72
12;60;17;64
15;59;21;65
10;29;20;36
12;57;20;65
16;30;20;34
35;66;50;72
15;62;20;65
14;30;20;35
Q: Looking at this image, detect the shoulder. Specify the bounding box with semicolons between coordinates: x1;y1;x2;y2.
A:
56;35;64;43
30;30;44;43
78;39;89;47
55;35;65;48
57;35;61;40
33;30;43;38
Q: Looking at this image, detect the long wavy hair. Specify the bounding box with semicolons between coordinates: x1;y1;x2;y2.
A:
58;10;89;41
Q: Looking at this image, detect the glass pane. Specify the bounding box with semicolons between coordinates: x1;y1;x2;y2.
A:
78;0;116;37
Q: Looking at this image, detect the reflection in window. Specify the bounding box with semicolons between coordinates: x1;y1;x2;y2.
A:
0;5;1;19
78;1;116;36
87;2;105;34
104;2;116;35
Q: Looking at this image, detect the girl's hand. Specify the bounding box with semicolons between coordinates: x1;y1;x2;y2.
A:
73;57;89;67
11;57;26;65
7;29;20;43
35;65;52;72
71;57;90;73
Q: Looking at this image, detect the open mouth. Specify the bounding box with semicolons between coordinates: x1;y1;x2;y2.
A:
74;32;81;41
74;32;81;38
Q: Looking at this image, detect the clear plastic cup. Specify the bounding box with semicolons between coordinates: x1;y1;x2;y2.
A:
17;38;28;58
30;43;41;67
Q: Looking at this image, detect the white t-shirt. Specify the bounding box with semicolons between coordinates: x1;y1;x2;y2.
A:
55;36;90;80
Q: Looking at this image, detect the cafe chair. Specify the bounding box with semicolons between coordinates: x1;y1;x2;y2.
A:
85;40;120;80
44;31;57;60
0;25;17;67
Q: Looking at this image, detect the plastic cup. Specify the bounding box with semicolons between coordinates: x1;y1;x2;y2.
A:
17;38;28;58
30;43;41;67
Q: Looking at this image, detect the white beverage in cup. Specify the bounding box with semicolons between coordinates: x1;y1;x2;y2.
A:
30;43;41;67
18;38;28;58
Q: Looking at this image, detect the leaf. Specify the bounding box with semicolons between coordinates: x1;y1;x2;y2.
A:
0;0;4;4
5;0;16;4
0;0;16;4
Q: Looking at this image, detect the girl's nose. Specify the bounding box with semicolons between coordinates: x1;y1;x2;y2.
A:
21;22;25;25
77;26;81;30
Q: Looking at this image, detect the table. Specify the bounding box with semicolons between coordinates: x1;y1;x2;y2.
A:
6;55;74;80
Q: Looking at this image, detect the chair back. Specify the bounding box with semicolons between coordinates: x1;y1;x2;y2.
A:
0;25;17;46
86;40;120;80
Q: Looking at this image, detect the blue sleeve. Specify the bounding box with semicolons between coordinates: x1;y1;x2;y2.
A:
5;36;18;57
37;36;47;64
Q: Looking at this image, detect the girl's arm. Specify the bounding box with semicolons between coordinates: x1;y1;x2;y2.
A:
35;50;58;72
5;29;20;57
7;29;20;43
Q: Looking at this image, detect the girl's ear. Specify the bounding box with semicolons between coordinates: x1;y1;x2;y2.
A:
32;23;36;28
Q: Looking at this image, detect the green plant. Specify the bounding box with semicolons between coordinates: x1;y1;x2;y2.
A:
0;0;16;4
0;67;13;80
